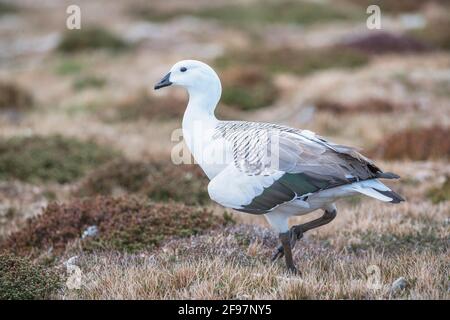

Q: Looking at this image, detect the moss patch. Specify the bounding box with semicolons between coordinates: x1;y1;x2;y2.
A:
57;27;129;53
0;135;118;184
2;196;229;256
75;158;209;205
0;253;61;299
369;126;450;160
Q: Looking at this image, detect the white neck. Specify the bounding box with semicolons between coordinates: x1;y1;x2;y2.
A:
182;81;221;134
181;79;227;179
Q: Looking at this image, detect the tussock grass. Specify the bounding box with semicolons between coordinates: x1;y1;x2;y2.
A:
0;135;118;184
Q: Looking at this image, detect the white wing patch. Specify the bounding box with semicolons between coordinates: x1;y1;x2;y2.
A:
208;163;283;209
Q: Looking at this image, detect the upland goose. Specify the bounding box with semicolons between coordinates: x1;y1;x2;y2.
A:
155;60;404;273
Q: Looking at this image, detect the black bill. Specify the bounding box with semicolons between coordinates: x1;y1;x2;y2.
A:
154;72;172;90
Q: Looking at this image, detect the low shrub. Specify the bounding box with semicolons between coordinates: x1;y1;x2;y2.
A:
2;196;228;256
369;126;450;160
0;253;61;299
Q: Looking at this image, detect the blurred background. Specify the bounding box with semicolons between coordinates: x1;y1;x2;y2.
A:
0;0;449;299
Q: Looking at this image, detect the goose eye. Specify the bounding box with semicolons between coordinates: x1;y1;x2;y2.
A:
180;67;187;72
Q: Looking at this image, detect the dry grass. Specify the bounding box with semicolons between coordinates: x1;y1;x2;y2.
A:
59;202;449;300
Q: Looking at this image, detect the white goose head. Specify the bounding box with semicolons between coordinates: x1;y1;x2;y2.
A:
154;60;222;112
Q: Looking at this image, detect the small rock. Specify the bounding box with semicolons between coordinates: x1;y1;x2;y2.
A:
65;255;78;267
81;225;98;239
390;277;408;294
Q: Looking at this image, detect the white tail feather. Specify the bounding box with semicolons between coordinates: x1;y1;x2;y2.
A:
349;179;393;202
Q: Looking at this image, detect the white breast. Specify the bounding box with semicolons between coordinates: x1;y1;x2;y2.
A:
182;128;231;179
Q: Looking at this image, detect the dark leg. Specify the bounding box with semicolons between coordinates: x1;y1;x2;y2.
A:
272;208;337;261
291;208;337;241
279;231;297;274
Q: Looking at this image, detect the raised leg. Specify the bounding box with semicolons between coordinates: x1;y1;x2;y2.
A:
272;207;337;261
291;208;337;241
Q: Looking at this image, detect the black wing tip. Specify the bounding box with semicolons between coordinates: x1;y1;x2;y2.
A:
377;172;401;179
375;189;406;203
